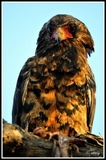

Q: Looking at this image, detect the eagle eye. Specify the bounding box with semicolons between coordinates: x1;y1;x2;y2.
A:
69;25;75;33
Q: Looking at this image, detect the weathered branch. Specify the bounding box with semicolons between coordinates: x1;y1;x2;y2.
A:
2;120;103;157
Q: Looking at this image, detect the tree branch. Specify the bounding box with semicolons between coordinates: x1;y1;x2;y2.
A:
2;120;103;157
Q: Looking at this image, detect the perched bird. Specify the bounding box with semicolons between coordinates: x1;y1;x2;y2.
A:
12;14;96;139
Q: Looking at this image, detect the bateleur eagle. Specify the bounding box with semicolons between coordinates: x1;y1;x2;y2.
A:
12;14;96;139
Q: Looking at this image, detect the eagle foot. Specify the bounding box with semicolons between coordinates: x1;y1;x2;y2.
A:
33;127;59;139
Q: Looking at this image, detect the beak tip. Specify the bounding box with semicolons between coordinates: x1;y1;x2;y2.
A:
56;37;61;44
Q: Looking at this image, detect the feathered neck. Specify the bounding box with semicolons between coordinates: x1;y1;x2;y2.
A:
35;39;88;73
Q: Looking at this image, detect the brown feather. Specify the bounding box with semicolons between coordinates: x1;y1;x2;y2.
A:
12;14;96;137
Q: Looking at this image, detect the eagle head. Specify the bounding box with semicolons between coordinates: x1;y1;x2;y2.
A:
36;14;94;57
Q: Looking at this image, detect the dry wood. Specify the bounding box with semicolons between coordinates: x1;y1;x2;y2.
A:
2;120;103;157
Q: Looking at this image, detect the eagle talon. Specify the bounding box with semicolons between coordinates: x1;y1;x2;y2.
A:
33;127;59;140
33;127;48;138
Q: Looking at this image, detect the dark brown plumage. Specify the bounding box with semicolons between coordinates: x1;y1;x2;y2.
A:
12;14;96;138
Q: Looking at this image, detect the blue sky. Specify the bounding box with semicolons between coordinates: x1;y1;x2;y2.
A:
2;2;104;137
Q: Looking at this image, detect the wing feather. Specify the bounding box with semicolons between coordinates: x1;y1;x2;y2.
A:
86;66;96;132
12;57;35;124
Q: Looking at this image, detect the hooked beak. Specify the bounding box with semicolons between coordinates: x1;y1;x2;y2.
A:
51;26;73;43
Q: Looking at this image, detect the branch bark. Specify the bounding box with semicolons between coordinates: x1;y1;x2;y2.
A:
2;120;103;157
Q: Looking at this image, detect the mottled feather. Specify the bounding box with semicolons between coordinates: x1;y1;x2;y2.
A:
12;14;96;136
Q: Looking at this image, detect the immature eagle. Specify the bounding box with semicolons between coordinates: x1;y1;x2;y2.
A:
12;14;96;138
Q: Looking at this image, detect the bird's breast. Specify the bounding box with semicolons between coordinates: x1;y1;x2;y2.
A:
23;64;89;136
